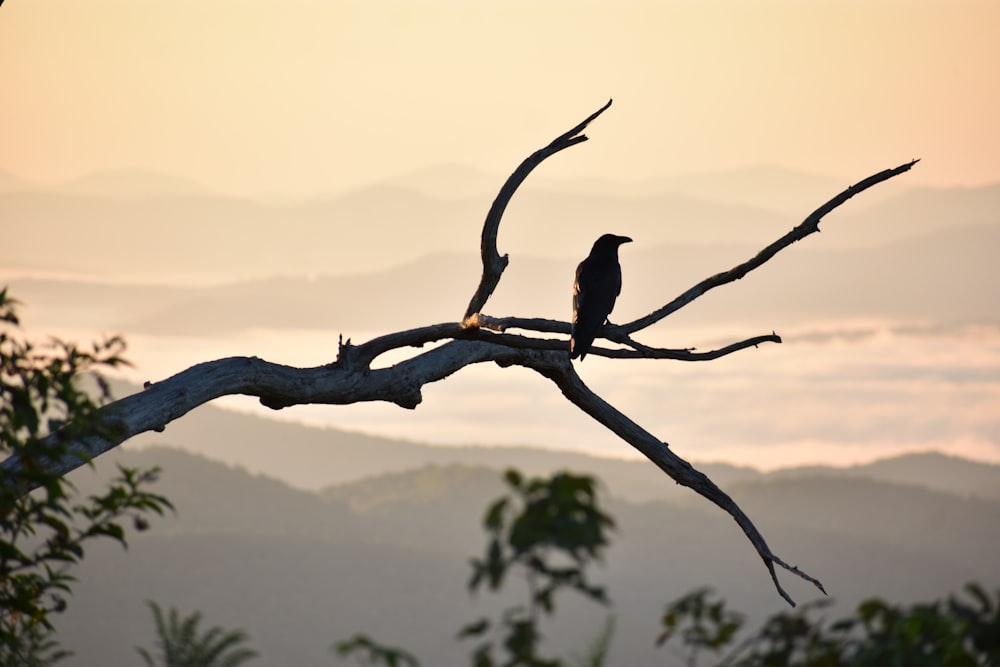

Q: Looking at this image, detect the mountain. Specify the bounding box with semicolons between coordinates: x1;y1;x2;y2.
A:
0;187;482;278
119;381;758;501
842;184;1000;243
4;163;878;212
110;381;1000;502
3;166;998;282
654;164;882;217
776;452;1000;501
531;163;881;220
387;162;507;200
0;185;788;282
52;445;1000;666
726;475;999;577
630;220;1000;327
53;168;215;199
0;168;30;194
59;448;464;667
8;217;998;336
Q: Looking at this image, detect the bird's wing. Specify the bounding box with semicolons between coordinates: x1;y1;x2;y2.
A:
572;260;586;325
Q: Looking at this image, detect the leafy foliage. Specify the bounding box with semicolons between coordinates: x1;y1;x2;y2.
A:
334;634;421;667
0;288;173;661
136;601;259;667
658;583;1000;666
569;615;615;667
334;464;1000;667
460;469;616;667
657;587;745;665
333;468;617;667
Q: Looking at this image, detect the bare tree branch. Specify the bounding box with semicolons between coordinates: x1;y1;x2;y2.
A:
623;159;920;333
462;314;782;360
463;315;781;360
463;99;614;321
1;101;917;606
515;351;825;605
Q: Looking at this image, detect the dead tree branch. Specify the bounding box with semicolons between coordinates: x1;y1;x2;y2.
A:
1;101;917;606
623;159;920;333
463;98;613;322
518;351;826;606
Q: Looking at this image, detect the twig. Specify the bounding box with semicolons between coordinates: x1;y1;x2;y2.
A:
463;99;613;320
623;159;920;333
460;314;780;360
521;352;827;605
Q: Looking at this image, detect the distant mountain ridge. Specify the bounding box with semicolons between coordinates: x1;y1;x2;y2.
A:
54;168;215;199
116;383;1000;501
0;167;29;194
9;219;999;335
3;164;997;282
0;162;897;205
53;443;1000;666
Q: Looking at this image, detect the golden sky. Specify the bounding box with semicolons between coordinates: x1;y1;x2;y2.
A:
2;0;998;195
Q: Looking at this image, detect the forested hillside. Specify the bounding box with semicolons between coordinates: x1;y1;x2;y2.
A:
55;442;1000;666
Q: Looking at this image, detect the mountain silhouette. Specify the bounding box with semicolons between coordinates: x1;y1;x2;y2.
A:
54;444;1000;666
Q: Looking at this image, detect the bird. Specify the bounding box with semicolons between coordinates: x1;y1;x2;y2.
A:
570;233;632;360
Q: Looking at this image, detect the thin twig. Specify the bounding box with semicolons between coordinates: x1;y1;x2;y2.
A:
623;159;920;333
458;314;779;360
463;99;613;320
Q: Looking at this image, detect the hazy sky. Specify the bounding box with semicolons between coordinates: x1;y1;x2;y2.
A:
2;0;999;196
3;1;999;471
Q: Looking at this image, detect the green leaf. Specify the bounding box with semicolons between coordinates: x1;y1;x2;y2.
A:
483;498;508;531
334;633;419;667
457;618;491;639
503;468;523;490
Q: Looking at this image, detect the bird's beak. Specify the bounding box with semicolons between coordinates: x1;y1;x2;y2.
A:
620;236;633;244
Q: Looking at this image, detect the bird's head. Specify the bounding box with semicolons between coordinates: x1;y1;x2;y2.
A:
592;233;633;252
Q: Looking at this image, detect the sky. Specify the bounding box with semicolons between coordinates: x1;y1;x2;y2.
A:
2;0;999;196
2;1;999;472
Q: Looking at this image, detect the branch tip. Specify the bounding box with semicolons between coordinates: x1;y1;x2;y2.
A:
463;102;614;319
624;159;918;332
565;98;613;138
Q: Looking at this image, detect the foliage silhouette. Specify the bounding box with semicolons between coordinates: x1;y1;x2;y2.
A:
337;468;616;667
136;600;259;667
337;466;1000;667
334;634;420;667
460;469;615;666
0;288;172;662
657;584;1000;666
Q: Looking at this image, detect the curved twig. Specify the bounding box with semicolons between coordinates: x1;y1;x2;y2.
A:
463;99;613;321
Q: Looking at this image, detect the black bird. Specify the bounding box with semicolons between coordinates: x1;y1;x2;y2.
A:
570;234;632;360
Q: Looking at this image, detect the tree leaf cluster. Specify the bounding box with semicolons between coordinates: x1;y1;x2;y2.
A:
135;601;259;667
334;634;420;667
338;464;1000;667
0;288;173;662
657;583;1000;667
460;469;614;667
